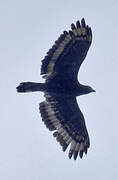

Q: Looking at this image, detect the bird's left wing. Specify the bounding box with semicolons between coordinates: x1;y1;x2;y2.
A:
39;92;90;160
41;19;92;81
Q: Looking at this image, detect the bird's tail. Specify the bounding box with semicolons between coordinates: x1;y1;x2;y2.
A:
16;82;46;93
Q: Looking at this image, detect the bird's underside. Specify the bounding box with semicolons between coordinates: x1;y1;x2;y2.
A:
17;18;93;160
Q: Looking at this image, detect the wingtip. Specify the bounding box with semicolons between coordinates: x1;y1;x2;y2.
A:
76;20;81;28
81;18;86;27
71;23;76;30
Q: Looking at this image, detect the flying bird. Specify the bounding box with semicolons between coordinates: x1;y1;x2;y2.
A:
17;18;95;160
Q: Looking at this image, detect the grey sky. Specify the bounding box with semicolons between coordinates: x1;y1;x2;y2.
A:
0;0;118;179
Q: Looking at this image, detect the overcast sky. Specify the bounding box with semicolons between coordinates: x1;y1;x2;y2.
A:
0;0;118;179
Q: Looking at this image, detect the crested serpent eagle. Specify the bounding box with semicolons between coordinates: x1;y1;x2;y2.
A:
17;18;95;160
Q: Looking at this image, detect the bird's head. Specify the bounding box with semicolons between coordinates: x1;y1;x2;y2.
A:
77;84;96;96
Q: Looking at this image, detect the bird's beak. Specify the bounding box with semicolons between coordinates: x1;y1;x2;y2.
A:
92;89;96;92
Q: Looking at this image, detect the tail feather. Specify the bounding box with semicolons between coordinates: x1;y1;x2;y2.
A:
16;82;46;93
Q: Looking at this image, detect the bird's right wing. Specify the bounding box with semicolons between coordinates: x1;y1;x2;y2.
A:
39;92;90;160
40;19;92;81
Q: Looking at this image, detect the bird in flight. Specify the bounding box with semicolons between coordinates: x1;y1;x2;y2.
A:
17;18;95;160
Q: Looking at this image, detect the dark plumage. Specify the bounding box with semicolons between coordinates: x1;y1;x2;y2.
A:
16;18;95;160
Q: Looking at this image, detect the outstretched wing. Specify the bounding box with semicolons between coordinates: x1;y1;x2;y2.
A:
39;92;90;160
41;18;92;81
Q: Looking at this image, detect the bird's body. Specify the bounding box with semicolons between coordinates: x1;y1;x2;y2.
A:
17;19;95;160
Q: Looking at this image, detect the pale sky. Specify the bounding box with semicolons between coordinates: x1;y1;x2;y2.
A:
0;0;118;179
